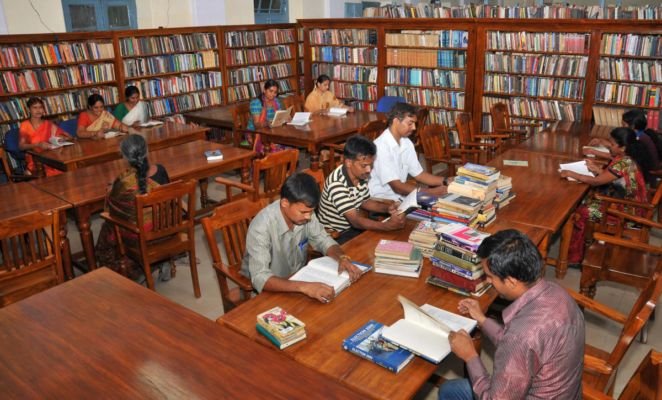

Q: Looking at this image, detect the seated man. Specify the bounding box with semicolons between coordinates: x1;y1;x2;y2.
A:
241;172;362;303
441;229;585;400
317;135;406;244
368;102;448;201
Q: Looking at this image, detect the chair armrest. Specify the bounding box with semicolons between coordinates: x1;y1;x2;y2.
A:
474;133;512;140
605;209;662;229
566;288;627;324
214;177;256;193
582;385;612;400
462;140;500;148
593;194;654;210
511;121;542;128
450;148;482;155
100;211;140;234
495;128;527;135
584;354;615;376
213;262;253;292
593;232;662;254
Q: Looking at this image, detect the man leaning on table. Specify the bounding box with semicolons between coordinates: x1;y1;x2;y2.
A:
240;172;363;303
440;229;585;400
368;102;449;201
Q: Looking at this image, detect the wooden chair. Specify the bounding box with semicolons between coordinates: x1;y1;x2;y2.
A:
568;272;662;396
455;112;511;162
282;94;304;112
0;211;63;307
100;180;200;297
324;119;387;175
490;103;540;143
411;107;430;153
1;130;40;183
201;198;266;312
215;148;299;203
584;350;662;400
419;123;479;176
232;102;252;149
581;209;662;299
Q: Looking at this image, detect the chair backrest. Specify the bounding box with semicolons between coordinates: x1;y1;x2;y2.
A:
0;147;11;184
232;102;252;131
357;119;387;141
455;112;475;143
376;96;406;113
0;211;63;307
281;94;304;113
416;107;429;131
58;118;78;137
252;148;299;202
2;128;27;173
134;179;197;242
419;124;452;160
490;102;510;131
619;349;662;400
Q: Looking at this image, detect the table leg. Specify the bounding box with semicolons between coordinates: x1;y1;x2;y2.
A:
75;205;97;271
556;214;576;279
58;210;73;280
199;178;209;209
309;145;320;171
241;159;251;184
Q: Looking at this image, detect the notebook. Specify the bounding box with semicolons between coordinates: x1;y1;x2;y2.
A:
270;106;294;127
288;112;311;126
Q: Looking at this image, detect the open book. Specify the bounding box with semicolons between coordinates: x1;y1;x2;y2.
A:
139;120;164;128
327;107;348;117
103;130;126;139
288;112;311;126
48;136;74;148
289;256;371;296
270;106;294;127
559;160;594;180
381;295;477;363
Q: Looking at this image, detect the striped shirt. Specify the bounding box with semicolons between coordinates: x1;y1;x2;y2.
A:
317;165;370;233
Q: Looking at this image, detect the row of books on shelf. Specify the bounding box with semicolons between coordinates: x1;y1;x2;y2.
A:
483;74;585;101
225;29;294;48
311;47;378;65
386;68;465;90
0;42;114;68
332;82;378;102
127;72;222;99
595;82;660;108
145;89;222;117
386;49;466;69
225;45;292;67
123;52;218;78
308;29;377;46
486;32;589;54
311;64;377;84
0;63;115;95
119;33;217;57
599;59;661;83
350;101;377;111
485;53;588;77
593;106;662;130
0;86;118;122
600;34;661;57
482;95;582;121
428;109;461;127
385;30;468;49
363;4;662;20
228;62;293;85
384;86;464;110
227;78;293;102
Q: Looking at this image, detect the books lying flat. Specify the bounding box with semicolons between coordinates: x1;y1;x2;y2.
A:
375;240;415;259
204;149;223;161
427;276;493;298
256;323;307;349
381;295;477;363
289;256;371;296
343;320;415;373
438;223;490;253
435;193;482;214
256;306;307;349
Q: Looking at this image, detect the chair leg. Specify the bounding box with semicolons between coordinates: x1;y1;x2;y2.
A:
142;255;156;291
189;242;201;298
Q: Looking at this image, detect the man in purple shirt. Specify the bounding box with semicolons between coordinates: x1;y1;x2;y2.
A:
439;229;585;399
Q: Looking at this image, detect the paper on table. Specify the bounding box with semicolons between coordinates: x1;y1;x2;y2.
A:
559;160;594;180
103;130;125;139
327;107;348;117
139;120;164;127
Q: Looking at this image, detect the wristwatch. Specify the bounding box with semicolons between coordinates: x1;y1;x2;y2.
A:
339;254;352;262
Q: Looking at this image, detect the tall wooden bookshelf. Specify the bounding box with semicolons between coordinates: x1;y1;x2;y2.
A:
221;24;298;103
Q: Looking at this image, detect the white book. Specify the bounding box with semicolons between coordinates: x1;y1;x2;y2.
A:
289;256;371;295
288;112;311;126
397;188;419;214
327;107;348;117
270;106;294;127
559;160;594;180
381;295;477;363
48;136;74;148
103;130;125;139
139;120;164;127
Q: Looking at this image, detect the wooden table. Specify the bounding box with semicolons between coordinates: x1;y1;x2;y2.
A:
185;104;235;130
32;141;254;271
0;182;73;278
0;268;363;399
29;122;208;171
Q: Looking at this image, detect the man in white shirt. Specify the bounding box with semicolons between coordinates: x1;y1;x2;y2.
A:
368;102;448;201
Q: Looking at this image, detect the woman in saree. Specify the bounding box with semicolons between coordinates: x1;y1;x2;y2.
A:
77;93;129;139
304;74;354;113
113;85;148;127
18;97;72;177
95;134;171;281
247;79;285;154
560;127;653;264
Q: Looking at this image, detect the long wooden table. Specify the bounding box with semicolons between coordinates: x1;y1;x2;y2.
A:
32;140;254;271
29;122;208;171
0;268;364;399
185;104;235;130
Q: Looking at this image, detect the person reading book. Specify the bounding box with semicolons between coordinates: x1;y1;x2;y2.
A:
240;172;362;303
304;74;354;113
317;135;405;244
368;102;448;201
247;79;287;154
113;85;148;127
77;94;129;139
439;229;584;400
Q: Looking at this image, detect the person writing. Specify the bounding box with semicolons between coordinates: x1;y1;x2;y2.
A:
317;135;405;244
113;85;148;127
241;172;362;303
440;229;584;400
18;97;72;177
77;93;129;139
304;74;354;113
368;102;449;201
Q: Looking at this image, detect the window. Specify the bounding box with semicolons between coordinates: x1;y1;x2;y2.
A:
62;0;137;32
344;1;380;18
254;0;289;24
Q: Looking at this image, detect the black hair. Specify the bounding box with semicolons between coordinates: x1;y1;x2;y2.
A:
610;127;655;184
622;109;647;131
260;79;279;107
26;97;44;108
124;85;140;98
387;102;417;126
280;172;320;208
87;93;105;109
315;74;331;85
120;134;150;194
476;229;542;284
343;135;376;160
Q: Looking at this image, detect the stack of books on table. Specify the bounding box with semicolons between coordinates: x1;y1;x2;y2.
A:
374;239;424;278
408;220;447;258
494;175;515;210
428;223;492;297
428;192;482;227
256;307;307;350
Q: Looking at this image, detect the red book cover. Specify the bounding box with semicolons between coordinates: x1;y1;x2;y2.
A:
430;265;486;292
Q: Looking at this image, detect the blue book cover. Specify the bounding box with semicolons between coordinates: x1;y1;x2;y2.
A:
342;320;414;374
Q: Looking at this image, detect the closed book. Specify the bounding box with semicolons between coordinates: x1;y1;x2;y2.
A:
431;257;484;280
436;241;480;264
438;223;490;253
435;193;482;213
342;320;415;373
204;149;224;161
375;240;415;260
375;262;422;278
430;265;487;292
256;307;306;341
256;323;306;350
432;249;481;272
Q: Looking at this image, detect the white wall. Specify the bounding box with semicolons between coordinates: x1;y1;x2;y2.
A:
192;0;226;26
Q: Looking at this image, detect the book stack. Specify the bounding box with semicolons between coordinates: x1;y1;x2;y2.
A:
428;223;492;297
256;307;307;350
494;175;515;209
374;240;424;278
408;220;447;258
429;192;482;226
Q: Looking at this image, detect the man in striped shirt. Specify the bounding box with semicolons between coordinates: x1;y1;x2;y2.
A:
317;135;406;244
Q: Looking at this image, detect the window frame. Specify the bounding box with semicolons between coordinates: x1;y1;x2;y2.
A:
62;0;137;32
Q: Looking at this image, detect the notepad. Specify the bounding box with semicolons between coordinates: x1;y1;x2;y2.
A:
288;112;311;126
